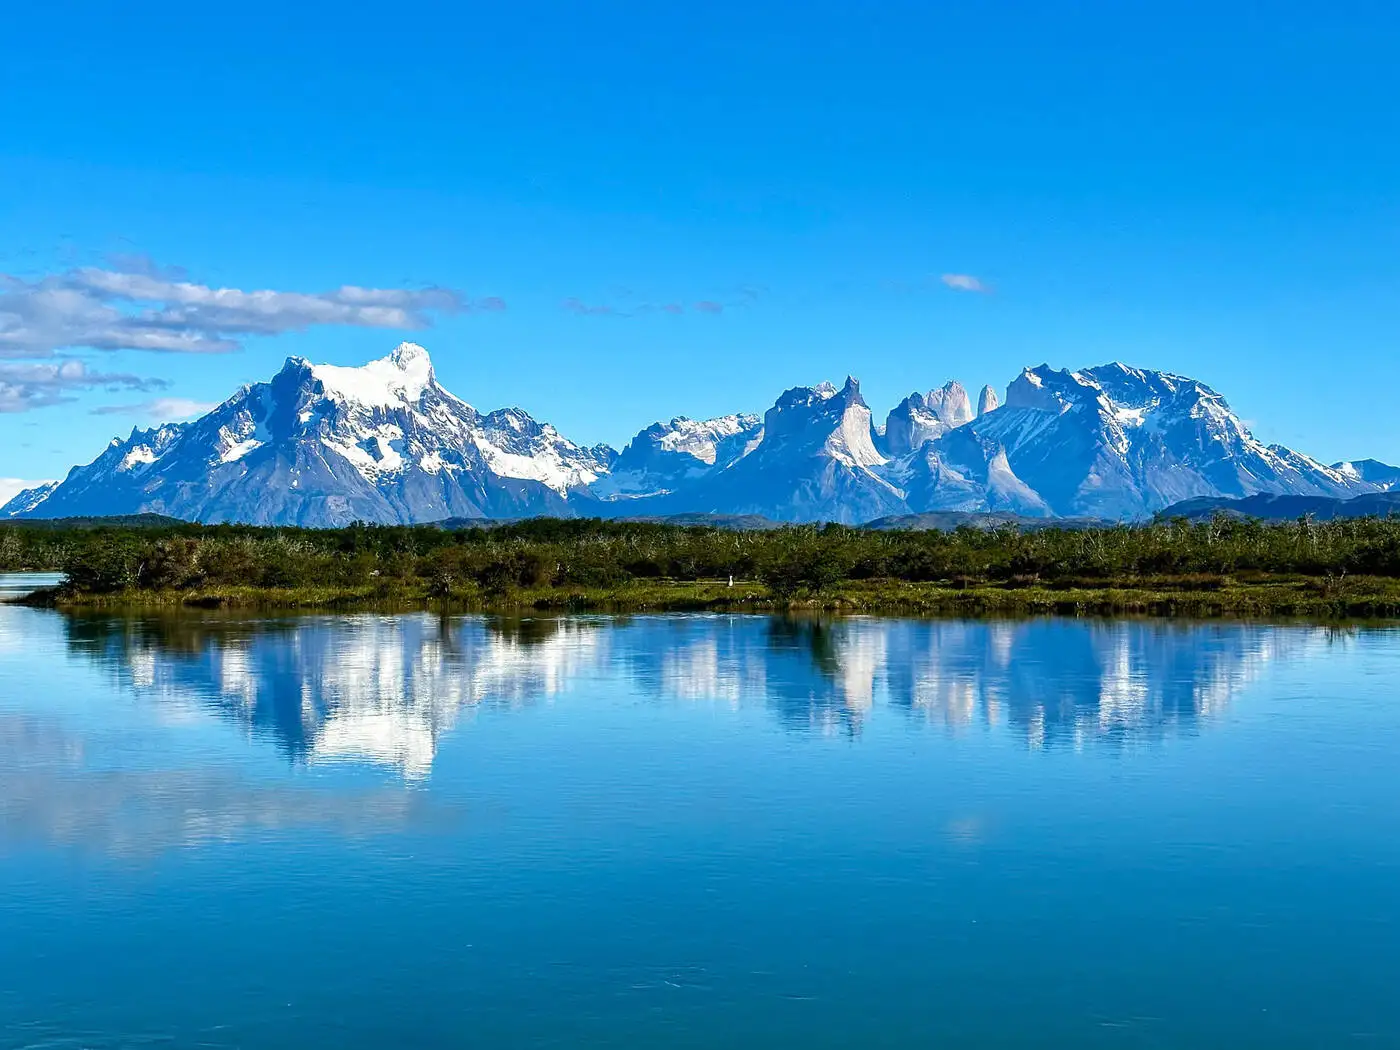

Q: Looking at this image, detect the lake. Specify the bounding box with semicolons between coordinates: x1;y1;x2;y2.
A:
1;587;1398;1048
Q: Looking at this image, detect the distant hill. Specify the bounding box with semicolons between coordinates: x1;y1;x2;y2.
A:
437;513;783;531
433;517;521;530
1160;492;1400;521
618;513;783;530
863;511;1107;531
4;513;187;530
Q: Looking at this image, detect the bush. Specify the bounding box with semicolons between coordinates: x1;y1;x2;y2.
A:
13;513;1400;599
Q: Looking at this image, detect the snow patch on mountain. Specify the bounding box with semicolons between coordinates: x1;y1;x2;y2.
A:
597;412;763;499
657;414;759;464
1332;459;1400;491
309;342;437;408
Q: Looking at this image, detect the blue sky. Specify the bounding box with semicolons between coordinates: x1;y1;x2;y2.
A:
3;0;1398;498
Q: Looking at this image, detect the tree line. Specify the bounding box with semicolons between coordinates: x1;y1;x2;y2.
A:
5;515;1400;598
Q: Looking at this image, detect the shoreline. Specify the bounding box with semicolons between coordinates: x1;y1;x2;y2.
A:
16;575;1400;620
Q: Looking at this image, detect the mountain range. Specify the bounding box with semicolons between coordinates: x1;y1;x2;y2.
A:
4;342;1392;526
1160;491;1400;522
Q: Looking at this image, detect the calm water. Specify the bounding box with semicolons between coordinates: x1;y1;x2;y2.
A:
1;587;1398;1048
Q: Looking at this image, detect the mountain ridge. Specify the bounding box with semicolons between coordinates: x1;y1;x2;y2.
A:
4;343;1393;526
1160;491;1400;521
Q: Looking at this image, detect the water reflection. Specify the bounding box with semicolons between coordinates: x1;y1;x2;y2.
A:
50;611;1359;776
60;613;606;778
0;709;457;858
0;572;64;601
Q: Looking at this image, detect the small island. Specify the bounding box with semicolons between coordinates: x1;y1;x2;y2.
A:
6;515;1400;618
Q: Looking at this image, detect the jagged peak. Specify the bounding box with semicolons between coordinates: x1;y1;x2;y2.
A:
125;421;186;443
1096;361;1141;378
772;377;870;415
1005;364;1095;413
219;382;256;408
927;380;973;427
659;412;762;432
389;341;431;367
483;406;536;427
977;384;999;417
775;381;839;411
1079;362;1217;397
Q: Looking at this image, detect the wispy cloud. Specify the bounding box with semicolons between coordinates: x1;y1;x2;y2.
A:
940;273;991;293
0;259;474;358
561;297;616;316
561;295;735;318
0;360;167;413
90;397;220;421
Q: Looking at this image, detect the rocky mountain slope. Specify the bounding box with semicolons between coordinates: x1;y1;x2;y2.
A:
5;344;612;527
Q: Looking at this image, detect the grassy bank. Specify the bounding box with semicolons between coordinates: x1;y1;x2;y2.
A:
9;515;1400;618
24;572;1400;619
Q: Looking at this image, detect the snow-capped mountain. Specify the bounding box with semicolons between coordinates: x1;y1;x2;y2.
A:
593;413;762;500
14;343;615;527
639;377;909;524
954;363;1365;518
1332;459;1400;491
8;345;1391;525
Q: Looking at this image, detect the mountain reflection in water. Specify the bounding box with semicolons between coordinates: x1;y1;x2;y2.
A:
57;612;1347;778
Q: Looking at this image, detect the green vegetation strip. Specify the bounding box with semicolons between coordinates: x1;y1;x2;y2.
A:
7;516;1400;618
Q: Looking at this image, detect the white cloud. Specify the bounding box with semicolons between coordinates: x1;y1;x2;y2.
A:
90;397;220;422
0;360;166;413
0;478;52;505
0;260;470;358
940;273;990;293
